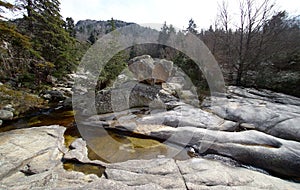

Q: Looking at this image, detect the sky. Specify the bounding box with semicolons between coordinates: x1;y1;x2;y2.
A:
60;0;300;30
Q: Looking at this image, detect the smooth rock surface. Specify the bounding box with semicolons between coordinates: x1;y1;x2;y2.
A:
128;55;154;83
1;126;299;189
106;159;186;189
0;126;166;189
64;137;300;189
128;55;174;84
137;104;237;131
177;158;300;190
141;126;300;178
203;86;300;142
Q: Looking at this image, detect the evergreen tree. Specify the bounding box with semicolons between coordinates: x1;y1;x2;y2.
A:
64;17;76;37
20;0;77;77
158;22;177;58
97;17;129;89
0;0;35;81
110;17;116;31
88;31;97;44
158;21;169;45
0;1;29;48
186;18;198;35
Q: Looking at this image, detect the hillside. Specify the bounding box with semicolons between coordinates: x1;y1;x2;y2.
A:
75;19;134;42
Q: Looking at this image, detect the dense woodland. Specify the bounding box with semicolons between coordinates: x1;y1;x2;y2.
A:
0;0;86;90
0;0;299;97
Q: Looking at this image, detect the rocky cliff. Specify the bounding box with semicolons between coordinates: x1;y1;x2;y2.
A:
75;19;134;42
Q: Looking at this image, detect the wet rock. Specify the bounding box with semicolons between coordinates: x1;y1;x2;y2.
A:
64;138;107;166
0;126;139;189
66;137;300;189
52;86;73;97
1;125;299;189
0;110;13;120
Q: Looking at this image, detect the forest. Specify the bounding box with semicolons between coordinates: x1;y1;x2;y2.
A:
0;0;299;97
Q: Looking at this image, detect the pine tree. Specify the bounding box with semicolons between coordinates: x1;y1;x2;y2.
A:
65;17;76;37
88;31;97;44
97;17;129;89
20;0;77;77
110;17;116;31
158;22;177;58
186;18;198;35
0;0;34;81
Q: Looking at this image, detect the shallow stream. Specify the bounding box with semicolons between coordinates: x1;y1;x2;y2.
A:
0;107;191;176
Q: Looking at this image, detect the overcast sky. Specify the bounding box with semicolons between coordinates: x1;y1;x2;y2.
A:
60;0;300;30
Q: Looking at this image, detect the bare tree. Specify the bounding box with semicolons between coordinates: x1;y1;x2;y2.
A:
217;0;276;85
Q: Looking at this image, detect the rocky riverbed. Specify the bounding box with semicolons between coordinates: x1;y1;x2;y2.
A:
1;55;300;189
1;125;300;189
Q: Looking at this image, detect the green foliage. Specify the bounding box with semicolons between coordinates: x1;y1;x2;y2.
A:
0;84;46;116
173;51;208;91
110;17;116;31
27;0;76;76
0;0;84;92
64;17;76;37
88;31;97;44
0;21;31;48
97;50;129;90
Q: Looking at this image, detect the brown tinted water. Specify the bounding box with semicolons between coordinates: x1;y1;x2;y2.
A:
1;108;190;176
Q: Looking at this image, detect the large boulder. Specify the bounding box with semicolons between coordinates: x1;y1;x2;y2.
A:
128;55;174;84
95;81;178;114
152;59;174;83
128;55;154;83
